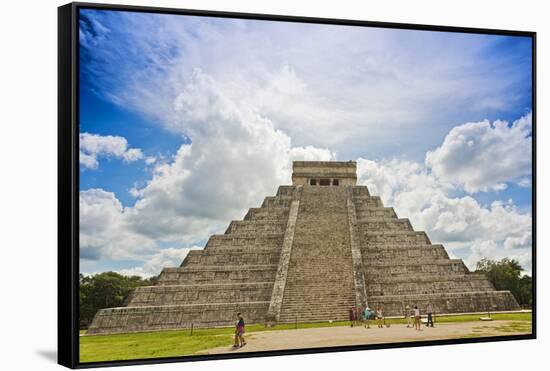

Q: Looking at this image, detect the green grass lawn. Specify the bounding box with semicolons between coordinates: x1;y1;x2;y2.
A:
79;312;532;363
80;328;232;362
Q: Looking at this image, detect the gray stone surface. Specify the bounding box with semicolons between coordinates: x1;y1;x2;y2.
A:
88;161;520;334
347;187;369;309
266;187;302;323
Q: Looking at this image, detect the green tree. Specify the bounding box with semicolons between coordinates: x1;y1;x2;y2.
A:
475;258;532;306
79;272;157;329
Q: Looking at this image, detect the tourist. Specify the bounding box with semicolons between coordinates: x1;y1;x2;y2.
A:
349;307;356;327
363;306;372;329
405;305;412;328
413;305;421;330
376;307;384;328
233;312;246;348
426;303;434;327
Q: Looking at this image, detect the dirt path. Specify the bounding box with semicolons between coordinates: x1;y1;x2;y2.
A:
206;320;530;354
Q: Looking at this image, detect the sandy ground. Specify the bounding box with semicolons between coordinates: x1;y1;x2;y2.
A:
206;320;530;354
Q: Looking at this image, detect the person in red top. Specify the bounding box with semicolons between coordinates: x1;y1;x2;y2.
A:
349;307;357;327
233;312;247;348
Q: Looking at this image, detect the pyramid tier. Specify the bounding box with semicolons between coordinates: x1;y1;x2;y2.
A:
157;265;279;285
356;207;397;219
224;220;287;236
127;282;275;306
366;273;496;296
368;291;520;315
205;235;284;250
244;207;290;221
357;218;413;232
87;302;270;334
361;231;431;246
351;195;384;208
181;249;281;266
360;244;450;259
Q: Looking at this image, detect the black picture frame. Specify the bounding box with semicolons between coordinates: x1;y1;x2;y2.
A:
58;2;537;368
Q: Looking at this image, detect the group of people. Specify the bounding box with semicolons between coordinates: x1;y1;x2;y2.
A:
349;303;435;330
405;303;434;330
233;303;436;349
348;306;387;328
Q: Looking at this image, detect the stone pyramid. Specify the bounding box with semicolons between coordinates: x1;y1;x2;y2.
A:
88;161;519;334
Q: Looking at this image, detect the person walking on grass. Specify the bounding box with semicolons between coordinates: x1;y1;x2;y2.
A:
414;305;421;330
233;312;246;348
426;303;434;327
376;307;385;328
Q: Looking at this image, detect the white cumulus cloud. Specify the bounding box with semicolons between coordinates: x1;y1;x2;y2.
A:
357;157;532;273
79;132;145;169
426;112;532;193
79;70;334;272
118;247;202;278
79;189;156;261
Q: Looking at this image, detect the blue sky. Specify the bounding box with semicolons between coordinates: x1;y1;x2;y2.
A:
79;8;533;277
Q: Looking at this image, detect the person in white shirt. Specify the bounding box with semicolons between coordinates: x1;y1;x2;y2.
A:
405;305;412;328
414;305;421;330
376;307;385;328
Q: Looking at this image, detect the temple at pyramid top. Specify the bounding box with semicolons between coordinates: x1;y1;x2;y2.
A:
292;160;357;186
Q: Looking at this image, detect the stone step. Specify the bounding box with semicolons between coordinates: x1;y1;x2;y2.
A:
366;280;496;297
279;305;355;311
363;258;465;267
87;301;270;334
128;282;274;307
361;231;431;246
205;235;284;249
158;265;278;285
283;286;355;294
283;296;355;310
276;185;298;197
357;218;413;232
278;313;350;322
353;196;384;208
280;304;355;312
367;291;521;316
285;271;355;278
356;207;397;219
244;207;290;221
368;272;489;284
225;220;287;236
278;186;357;323
279;311;354;318
261;196;293;209
361;244;449;259
162;264;279;272
361;243;445;250
351;186;371;197
202;247;281;254
364;261;469;276
285;275;355;281
182;249;281;266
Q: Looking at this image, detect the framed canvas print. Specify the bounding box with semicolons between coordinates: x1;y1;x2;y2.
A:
58;2;536;368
